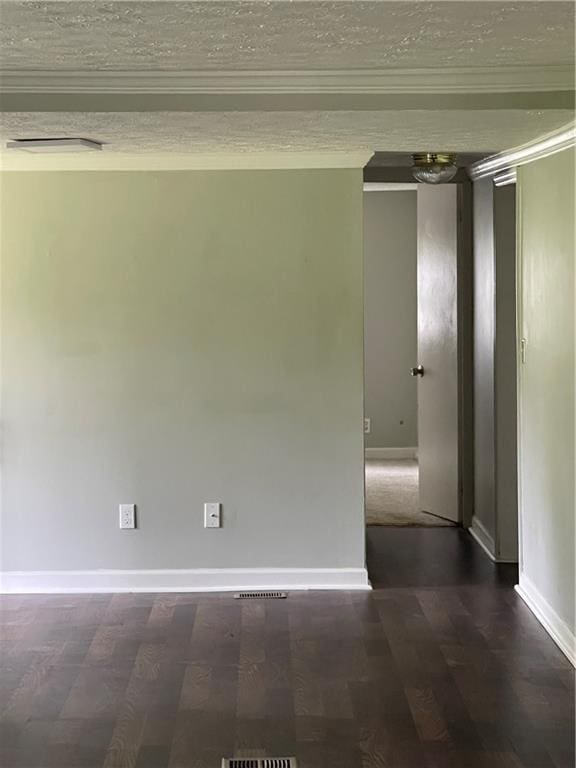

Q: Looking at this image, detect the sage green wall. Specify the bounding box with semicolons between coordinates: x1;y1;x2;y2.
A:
493;184;518;561
473;179;518;561
0;169;365;572
517;148;575;641
473;178;497;542
363;191;418;448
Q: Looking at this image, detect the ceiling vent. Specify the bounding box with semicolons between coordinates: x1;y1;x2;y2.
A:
6;138;102;153
222;759;298;768
234;591;287;600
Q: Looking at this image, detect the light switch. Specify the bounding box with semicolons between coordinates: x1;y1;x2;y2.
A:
204;502;221;528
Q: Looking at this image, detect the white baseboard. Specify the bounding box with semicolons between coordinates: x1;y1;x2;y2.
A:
515;574;575;666
365;446;418;460
469;516;518;563
469;516;496;559
0;567;371;595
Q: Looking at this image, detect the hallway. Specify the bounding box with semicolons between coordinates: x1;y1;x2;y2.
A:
1;529;573;768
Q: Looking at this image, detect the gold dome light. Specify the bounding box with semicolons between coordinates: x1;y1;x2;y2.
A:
412;153;458;184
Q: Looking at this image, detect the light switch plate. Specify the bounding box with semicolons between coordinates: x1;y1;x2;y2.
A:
119;504;136;529
204;502;221;528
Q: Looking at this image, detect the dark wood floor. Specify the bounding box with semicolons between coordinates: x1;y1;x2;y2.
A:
1;528;574;768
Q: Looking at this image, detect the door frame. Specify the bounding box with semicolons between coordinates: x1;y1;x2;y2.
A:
457;181;474;527
363;178;474;527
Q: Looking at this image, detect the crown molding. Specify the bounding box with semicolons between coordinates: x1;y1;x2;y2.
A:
0;65;573;95
493;168;517;187
363;183;418;192
0;150;373;172
468;122;576;180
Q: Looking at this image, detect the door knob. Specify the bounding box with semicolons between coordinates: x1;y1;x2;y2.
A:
410;365;424;377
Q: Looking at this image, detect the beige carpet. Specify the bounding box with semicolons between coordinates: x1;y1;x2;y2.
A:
365;458;455;526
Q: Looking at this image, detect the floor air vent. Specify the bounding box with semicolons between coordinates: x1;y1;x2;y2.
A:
222;759;297;768
234;591;287;599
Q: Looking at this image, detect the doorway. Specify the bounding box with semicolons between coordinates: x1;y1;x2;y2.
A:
363;182;465;527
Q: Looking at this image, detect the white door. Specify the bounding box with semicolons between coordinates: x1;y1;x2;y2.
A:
416;185;460;523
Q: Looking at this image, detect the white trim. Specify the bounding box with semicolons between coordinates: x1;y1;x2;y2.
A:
0;567;371;595
1;66;572;95
469;516;519;563
363;183;418;192
493;168;517;187
365;447;418;460
0;151;373;172
468;123;576;180
469;516;497;560
515;575;576;666
468;515;518;563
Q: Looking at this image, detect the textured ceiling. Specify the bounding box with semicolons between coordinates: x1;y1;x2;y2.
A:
1;1;573;157
0;1;574;71
1;108;570;154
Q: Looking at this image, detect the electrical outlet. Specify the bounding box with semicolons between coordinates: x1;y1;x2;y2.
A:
204;502;221;528
119;504;136;529
364;417;371;434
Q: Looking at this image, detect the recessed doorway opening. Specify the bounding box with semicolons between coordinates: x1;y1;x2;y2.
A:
363;179;465;529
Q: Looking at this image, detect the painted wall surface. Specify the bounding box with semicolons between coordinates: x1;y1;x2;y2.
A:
494;184;518;560
472;179;518;559
473;178;497;542
363;191;417;448
518;148;575;639
0;169;365;572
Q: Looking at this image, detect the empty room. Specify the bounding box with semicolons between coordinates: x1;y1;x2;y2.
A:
0;2;574;767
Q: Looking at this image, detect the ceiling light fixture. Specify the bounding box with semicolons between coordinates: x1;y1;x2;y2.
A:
412;152;458;184
6;138;102;153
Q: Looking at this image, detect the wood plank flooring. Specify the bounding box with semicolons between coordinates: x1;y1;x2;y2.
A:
1;528;573;768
